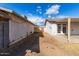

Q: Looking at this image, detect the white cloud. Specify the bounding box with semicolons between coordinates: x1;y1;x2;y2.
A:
48;15;51;18
56;15;69;18
45;4;60;15
36;6;42;14
26;13;45;25
39;11;42;14
36;6;42;11
37;6;41;9
36;8;42;12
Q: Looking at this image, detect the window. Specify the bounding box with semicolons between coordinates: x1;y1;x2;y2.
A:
63;24;66;33
57;24;61;33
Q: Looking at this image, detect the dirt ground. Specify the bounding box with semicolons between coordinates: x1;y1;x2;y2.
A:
4;32;79;56
39;32;79;56
25;32;79;56
39;32;66;56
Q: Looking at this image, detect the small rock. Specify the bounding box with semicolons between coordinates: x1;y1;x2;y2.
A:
32;52;37;55
26;50;32;53
26;50;32;56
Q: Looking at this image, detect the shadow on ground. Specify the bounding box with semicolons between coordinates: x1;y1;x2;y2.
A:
0;31;44;56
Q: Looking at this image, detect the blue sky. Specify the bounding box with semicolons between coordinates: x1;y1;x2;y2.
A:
0;3;79;25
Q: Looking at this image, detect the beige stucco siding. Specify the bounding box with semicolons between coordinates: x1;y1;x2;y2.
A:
27;23;34;35
9;14;34;45
9;20;28;45
66;23;79;35
71;23;79;34
45;21;79;35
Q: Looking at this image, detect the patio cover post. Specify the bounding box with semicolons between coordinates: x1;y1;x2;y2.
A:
68;18;71;42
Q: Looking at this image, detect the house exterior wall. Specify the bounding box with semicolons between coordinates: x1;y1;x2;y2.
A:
45;21;79;35
66;23;79;35
45;22;57;35
9;14;34;45
0;9;34;48
57;23;79;35
27;23;34;36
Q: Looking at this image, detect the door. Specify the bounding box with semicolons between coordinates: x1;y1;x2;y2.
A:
63;24;66;33
3;21;9;48
0;22;3;48
0;21;9;48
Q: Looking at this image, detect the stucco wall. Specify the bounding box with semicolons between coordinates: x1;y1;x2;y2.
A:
45;22;57;35
66;23;79;35
9;14;34;45
27;23;34;36
45;21;79;35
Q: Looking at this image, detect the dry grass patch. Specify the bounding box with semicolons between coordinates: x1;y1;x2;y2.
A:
63;43;79;55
